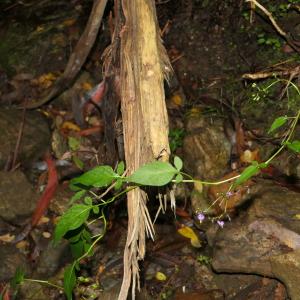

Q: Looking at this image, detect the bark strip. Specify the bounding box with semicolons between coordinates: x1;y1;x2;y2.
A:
118;0;171;299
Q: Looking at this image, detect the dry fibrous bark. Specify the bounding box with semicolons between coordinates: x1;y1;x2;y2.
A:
117;0;171;299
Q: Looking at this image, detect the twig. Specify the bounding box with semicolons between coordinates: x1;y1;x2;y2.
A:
90;169;129;200
11;99;27;170
26;0;108;109
160;20;171;37
246;0;300;55
171;53;184;64
279;68;299;100
242;65;300;80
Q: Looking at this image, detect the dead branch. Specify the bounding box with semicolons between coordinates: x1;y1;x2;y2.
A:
246;0;300;55
26;0;108;109
242;65;300;80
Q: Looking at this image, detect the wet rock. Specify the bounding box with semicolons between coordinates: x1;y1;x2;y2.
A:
191;189;213;216
270;249;300;300
55;71;95;111
258;143;300;180
183;115;231;215
0;108;50;169
18;280;63;300
0;244;30;281
0;170;37;224
209;181;300;299
213;273;264;299
34;240;70;278
95;284;121;300
183;115;231;181
228;277;287;300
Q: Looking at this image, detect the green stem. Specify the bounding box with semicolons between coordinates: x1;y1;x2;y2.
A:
77;213;107;260
265;109;300;165
95;186;137;207
174;174;240;186
24;279;63;290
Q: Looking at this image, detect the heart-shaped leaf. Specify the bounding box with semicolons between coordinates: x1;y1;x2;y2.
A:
268;116;287;134
129;161;177;186
69;190;86;205
117;161;125;175
174;156;183;171
233;163;260;188
70;166;117;189
54;204;92;244
286;140;300;153
64;264;76;300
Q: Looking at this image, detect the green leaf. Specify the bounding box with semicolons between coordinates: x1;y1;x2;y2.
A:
117;161;125;175
92;206;99;214
68;137;81;151
233;163;260;188
69;190;86;204
54;204;92;244
129;161;177;186
84;241;93;256
71;166;117;188
259;162;268;169
72;155;84;170
70;240;85;259
69;229;92;259
68;231;82;243
82;228;92;243
175;173;183;183
286;140;300;153
114;178;123;191
64;264;76;300
10;267;25;289
83;196;93;206
268;116;287;134
174;156;183;171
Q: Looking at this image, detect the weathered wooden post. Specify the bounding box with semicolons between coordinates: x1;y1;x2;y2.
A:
118;0;171;298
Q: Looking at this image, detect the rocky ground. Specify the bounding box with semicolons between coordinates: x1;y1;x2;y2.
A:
0;0;300;299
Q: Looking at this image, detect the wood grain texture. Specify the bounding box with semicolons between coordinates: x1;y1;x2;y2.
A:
118;0;171;299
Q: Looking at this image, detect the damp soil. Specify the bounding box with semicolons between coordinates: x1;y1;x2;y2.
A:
0;0;299;299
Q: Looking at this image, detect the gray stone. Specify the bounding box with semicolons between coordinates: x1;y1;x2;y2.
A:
183;116;231;181
0;244;29;281
0;170;37;223
0;108;50;169
210;181;300;299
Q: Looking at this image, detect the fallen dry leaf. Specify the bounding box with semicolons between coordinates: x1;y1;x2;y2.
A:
155;271;167;281
61;121;81;132
240;149;259;163
63;18;77;27
81;82;93;91
16;240;29;249
208;170;253;214
178;226;201;248
0;233;15;243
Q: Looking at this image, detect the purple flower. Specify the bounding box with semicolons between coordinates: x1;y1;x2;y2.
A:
197;213;205;223
226;191;234;197
217;220;225;228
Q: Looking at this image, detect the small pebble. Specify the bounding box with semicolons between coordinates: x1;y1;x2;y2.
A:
42;232;51;239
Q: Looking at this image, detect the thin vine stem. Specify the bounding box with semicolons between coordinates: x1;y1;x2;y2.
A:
265;109;300;165
174;173;240;185
24;279;63;290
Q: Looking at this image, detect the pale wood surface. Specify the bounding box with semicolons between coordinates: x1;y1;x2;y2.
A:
118;0;171;299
